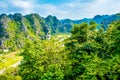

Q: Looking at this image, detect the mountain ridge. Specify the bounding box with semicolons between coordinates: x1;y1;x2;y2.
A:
0;13;120;51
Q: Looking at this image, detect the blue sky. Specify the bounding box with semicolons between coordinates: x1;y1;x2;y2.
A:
0;0;120;19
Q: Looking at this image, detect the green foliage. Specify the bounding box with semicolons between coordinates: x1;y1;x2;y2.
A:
1;18;120;80
19;39;66;80
0;67;22;80
106;20;120;54
64;21;120;79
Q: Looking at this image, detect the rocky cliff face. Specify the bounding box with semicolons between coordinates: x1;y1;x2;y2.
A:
0;13;120;50
0;13;50;50
0;14;11;47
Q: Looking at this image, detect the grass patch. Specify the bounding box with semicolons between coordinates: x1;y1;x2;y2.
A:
0;54;23;70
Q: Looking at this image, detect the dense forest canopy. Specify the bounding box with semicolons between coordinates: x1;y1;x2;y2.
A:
0;17;120;80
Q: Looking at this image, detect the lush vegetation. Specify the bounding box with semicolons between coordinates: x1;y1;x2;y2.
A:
0;52;22;69
0;13;120;80
64;21;120;79
0;67;22;80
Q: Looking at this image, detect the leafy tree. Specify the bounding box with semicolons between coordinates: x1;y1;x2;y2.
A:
19;39;66;80
64;21;120;79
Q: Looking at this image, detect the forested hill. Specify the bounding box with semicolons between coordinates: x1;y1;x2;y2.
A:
0;13;120;50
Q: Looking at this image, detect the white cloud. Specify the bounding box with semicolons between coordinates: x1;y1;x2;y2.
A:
9;0;35;14
57;0;120;19
34;4;68;18
0;0;120;19
85;0;120;16
96;0;106;3
12;1;33;9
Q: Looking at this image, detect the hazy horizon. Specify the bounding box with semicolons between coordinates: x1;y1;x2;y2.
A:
0;0;120;19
